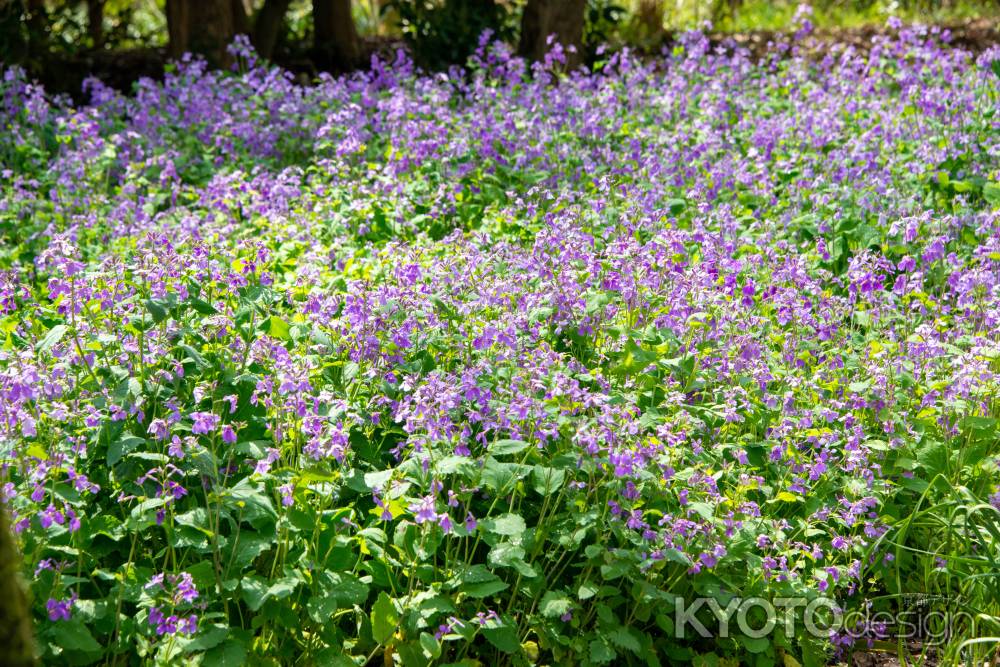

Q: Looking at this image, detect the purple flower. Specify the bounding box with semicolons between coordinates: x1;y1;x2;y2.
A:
46;594;76;621
148;418;169;441
410;495;438;524
190;411;220;435
174;573;199;604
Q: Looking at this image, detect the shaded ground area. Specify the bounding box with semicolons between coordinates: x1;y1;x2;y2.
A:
24;18;1000;101
836;640;946;667
712;17;999;59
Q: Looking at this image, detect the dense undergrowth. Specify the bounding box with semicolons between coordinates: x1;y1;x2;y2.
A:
1;24;1000;667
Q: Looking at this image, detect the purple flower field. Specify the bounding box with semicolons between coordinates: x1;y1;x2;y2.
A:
2;25;1000;667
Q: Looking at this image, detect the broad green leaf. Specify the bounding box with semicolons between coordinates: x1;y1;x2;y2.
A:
590;638;617;664
37;324;68;353
371;591;398;644
530;465;565;495
539;591;572;618
481;513;526;537
204;639;247;666
489;439;529;456
307;593;339;624
268;315;291;340
53;619;101;654
609;626;642;653
481;617;519;654
107;434;145;466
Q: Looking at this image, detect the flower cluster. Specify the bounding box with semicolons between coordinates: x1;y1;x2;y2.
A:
143;573;200;637
1;26;999;666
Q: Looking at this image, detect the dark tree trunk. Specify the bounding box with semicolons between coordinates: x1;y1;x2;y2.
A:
166;0;235;68
25;0;48;44
252;0;292;59
231;0;251;37
637;0;663;36
518;0;586;69
0;506;35;667
86;0;104;47
0;0;34;63
312;0;360;72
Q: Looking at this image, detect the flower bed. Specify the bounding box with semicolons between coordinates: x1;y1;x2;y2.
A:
1;30;999;666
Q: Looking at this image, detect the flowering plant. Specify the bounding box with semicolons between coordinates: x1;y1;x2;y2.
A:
1;29;999;667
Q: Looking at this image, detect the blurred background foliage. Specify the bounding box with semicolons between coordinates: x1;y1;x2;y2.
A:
0;0;998;93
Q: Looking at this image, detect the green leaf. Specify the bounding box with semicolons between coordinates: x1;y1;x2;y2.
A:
363;469;393;491
739;635;770;654
655;613;675;634
228;533;271;569
848;380;871;394
530;465;565;495
224;477;277;523
435;456;476;477
419;632;442;659
268;576;299;601
178;623;228;652
178;343;209;370
456;566;509;598
329;572;369;605
146;299;169;324
371;591;399;644
481;513;525;537
241;575;269;611
268;315;291;340
204;639;248;666
590;638;617;664
488;542;537;577
53;619;101;654
489;439;529;456
539;591;572;618
462;577;508;598
37;324;68;353
187;297;217;315
667;198;687;214
480;458;530;492
107;434;145;466
482;617;519;654
610;626;643;654
600;560;630;580
610;339;659;376
307;593;339;624
25;444;47;460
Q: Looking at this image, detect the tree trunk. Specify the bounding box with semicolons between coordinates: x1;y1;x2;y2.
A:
636;0;664;39
518;0;586;69
166;0;235;68
252;0;292;59
312;0;360;72
0;506;36;667
86;0;103;48
231;0;251;37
